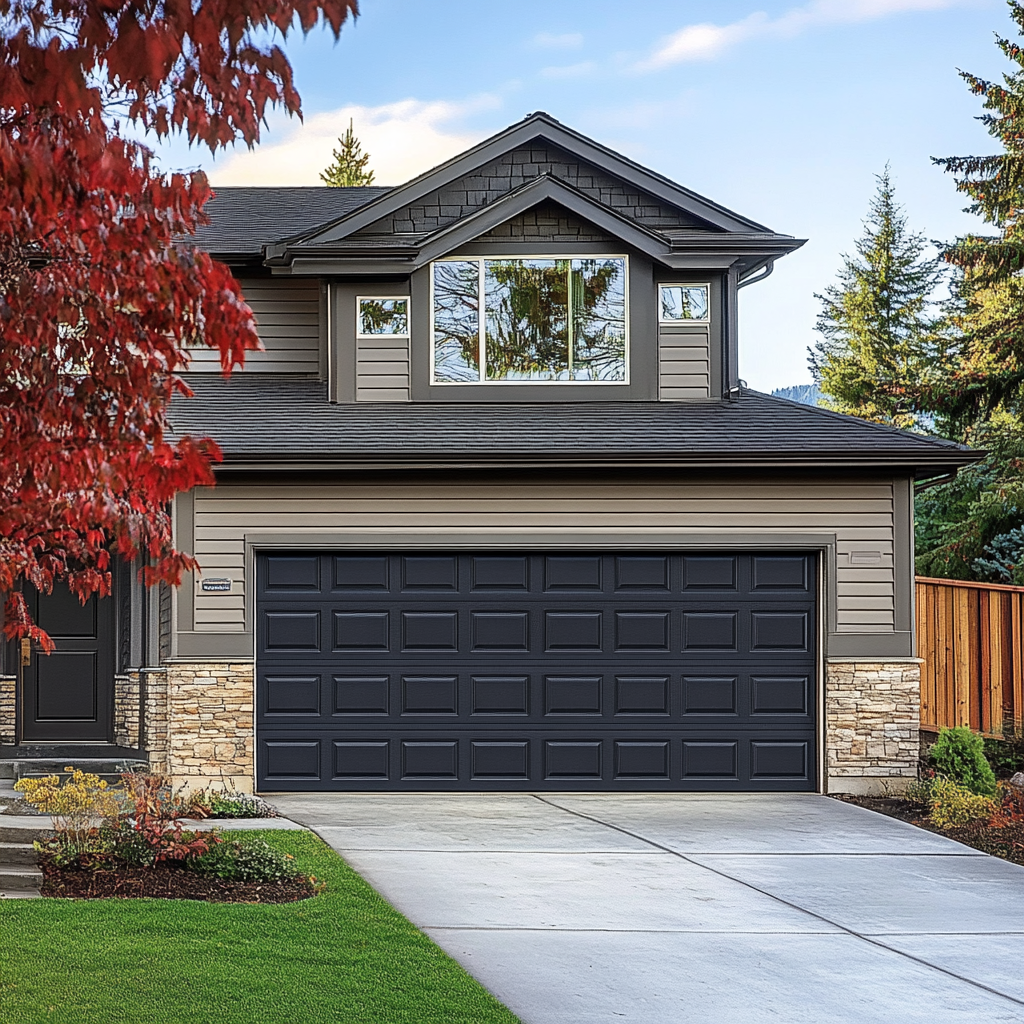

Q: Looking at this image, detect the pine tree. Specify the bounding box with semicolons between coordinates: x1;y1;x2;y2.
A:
320;120;375;187
809;167;942;431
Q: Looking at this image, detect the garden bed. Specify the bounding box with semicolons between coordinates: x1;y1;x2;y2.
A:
39;858;317;903
835;794;1024;865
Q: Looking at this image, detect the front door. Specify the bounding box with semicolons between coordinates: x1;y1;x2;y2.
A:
20;584;115;743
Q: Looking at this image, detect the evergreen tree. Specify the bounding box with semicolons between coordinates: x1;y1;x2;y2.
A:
809;167;943;431
320;120;375;187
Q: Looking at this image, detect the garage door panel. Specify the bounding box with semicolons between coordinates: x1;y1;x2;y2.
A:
257;552;816;791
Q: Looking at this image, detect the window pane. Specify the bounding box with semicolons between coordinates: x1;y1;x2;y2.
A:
359;298;409;336
660;284;708;322
570;258;626;381
485;259;569;381
433;261;481;382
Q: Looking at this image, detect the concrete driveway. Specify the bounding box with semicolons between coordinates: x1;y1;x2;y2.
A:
271;793;1024;1023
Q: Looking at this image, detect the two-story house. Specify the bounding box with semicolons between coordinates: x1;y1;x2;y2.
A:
3;113;975;795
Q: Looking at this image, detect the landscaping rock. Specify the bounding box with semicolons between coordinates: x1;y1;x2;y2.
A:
1009;771;1024;792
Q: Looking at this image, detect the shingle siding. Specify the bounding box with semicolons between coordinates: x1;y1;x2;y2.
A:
479;202;614;243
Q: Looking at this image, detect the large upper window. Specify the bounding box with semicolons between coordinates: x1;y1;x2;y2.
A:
431;256;628;384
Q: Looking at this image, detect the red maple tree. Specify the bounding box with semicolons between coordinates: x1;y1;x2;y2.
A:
0;0;358;647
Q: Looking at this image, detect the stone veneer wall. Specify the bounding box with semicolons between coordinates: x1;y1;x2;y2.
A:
145;662;254;792
826;659;921;795
0;675;15;745
114;671;140;749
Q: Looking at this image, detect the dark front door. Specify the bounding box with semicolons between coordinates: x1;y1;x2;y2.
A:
20;584;115;742
255;551;817;792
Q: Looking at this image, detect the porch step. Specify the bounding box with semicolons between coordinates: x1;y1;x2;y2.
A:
0;842;39;865
8;758;147;788
0;823;45;897
0;746;144;778
0;865;43;893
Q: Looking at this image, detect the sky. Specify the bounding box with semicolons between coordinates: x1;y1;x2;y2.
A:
152;0;1012;392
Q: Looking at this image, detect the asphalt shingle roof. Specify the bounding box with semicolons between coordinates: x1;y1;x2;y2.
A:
168;375;976;472
193;186;391;254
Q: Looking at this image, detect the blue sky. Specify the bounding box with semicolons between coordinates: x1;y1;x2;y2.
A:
155;0;1011;391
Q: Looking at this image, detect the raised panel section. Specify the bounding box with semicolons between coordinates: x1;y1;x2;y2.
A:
614;741;670;779
615;676;670;715
265;675;320;715
751;612;808;651
402;676;458;715
36;653;97;719
682;741;738;779
402;611;458;650
36;589;96;637
264;740;320;779
472;676;529;715
334;676;389;715
472;741;529;779
334;612;389;651
545;741;602;779
402;556;457;590
402;741;458;779
472;556;529;590
615;611;669;651
545;556;602;591
471;611;529;651
334;556;389;591
750;741;809;779
264;555;320;591
752;556;809;591
334;741;389;779
683;612;736;650
545;611;602;651
752;676;809;715
265;612;320;651
683;676;737;715
544;676;602;715
615;556;669;591
682;556;736;590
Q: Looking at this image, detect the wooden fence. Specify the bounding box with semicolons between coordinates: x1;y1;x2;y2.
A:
916;576;1024;737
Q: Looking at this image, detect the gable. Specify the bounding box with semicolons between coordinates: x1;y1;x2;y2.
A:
475;201;615;244
352;142;708;239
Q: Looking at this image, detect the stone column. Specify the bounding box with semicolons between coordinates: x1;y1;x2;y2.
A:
0;674;15;745
825;658;922;795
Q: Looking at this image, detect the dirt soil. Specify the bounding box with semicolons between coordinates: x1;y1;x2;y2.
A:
834;795;1024;866
40;861;318;902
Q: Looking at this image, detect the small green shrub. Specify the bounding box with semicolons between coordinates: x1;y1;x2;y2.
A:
191;837;299;883
930;727;997;796
904;773;935;807
206;792;280;819
928;776;997;829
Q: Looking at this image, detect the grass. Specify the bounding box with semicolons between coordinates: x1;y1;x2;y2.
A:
0;830;520;1024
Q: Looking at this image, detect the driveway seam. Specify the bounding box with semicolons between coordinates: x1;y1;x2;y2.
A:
532;795;1024;1010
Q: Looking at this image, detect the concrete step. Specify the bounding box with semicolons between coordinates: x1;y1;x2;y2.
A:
0;842;38;865
12;758;146;784
0;865;43;892
0;824;50;844
0;889;41;899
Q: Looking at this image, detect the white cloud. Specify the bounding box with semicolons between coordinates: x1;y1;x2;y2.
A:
532;31;584;49
209;96;502;187
635;0;971;71
540;61;597;80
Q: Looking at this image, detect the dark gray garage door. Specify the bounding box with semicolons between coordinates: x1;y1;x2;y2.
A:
256;552;817;792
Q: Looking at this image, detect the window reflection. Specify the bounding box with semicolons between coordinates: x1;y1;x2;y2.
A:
659;284;709;322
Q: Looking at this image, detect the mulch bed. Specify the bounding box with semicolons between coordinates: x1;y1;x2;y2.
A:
40;861;318;903
835;795;1024;866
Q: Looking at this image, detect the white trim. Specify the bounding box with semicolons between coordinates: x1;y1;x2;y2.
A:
355;295;411;339
429;254;631;386
658;282;710;325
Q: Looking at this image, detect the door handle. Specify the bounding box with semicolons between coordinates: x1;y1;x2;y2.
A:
20;638;31;666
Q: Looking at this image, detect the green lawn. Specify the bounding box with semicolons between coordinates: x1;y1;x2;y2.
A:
0;830;520;1024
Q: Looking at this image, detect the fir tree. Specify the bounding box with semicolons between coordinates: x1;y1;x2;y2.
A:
320;120;375;187
809;167;943;431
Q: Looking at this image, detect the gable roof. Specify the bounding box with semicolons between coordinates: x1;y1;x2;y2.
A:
168;375;977;475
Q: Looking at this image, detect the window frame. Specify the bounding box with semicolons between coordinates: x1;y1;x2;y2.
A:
429;254;631;386
356;295;412;339
658;282;711;325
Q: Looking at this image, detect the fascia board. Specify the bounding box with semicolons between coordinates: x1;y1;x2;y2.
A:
284;115;773;249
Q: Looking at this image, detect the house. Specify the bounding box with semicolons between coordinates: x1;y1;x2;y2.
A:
1;113;976;794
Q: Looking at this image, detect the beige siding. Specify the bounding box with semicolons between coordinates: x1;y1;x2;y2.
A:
356;335;411;402
659;330;710;399
185;476;897;635
187;278;320;373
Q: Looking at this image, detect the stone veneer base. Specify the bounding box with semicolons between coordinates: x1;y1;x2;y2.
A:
825;658;921;795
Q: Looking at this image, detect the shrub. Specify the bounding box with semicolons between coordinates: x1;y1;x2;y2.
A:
930;727;997;796
928;776;997;829
904;771;936;807
984;735;1024;778
191;837;299;883
206;792;280;819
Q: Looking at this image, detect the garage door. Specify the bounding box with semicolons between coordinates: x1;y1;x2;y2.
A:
256;552;817;791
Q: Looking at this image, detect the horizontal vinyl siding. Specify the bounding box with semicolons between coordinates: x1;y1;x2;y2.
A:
187;279;320;373
659;329;710;399
356;335;411;402
186;478;896;635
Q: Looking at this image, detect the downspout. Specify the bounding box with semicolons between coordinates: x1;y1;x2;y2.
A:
737;259;775;289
